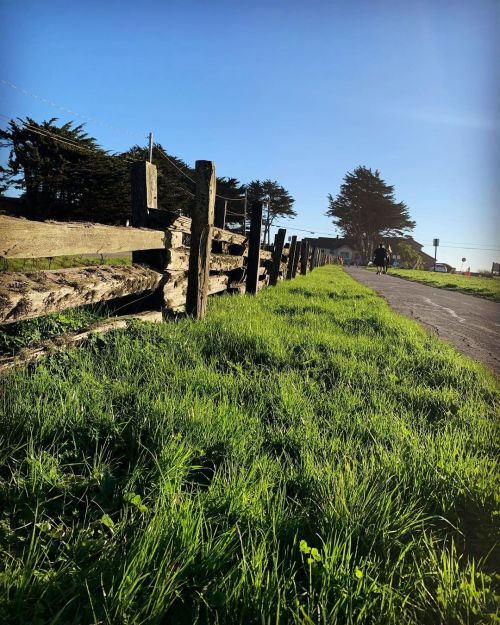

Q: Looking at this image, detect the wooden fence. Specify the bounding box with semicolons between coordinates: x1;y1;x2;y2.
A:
0;160;334;366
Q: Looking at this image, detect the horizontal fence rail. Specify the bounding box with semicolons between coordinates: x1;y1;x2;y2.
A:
0;216;168;258
0;265;163;324
0;159;334;339
0;215;247;259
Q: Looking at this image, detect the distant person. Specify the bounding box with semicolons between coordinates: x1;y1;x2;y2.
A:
384;244;392;274
373;243;389;275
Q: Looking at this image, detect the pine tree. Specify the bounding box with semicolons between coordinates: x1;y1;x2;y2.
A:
0;117;130;223
326;166;415;263
245;180;296;244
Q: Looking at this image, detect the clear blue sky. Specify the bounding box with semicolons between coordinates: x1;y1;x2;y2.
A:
1;0;498;270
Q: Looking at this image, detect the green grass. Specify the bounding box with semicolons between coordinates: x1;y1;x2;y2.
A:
1;255;131;271
0;266;498;624
0;308;107;355
387;269;500;302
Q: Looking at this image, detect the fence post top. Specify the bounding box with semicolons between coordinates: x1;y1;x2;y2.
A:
195;160;215;169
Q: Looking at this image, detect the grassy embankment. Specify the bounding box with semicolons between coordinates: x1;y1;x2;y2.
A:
387;269;500;302
0;266;498;624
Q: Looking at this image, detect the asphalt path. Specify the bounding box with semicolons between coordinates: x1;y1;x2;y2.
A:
345;267;500;375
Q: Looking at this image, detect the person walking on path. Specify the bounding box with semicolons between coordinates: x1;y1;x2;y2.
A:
384;244;392;274
373;243;389;275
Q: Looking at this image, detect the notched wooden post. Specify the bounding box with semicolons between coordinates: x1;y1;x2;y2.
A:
309;245;316;270
246;201;263;294
300;240;309;275
131;161;162;267
131;161;157;217
269;228;286;286
292;239;301;278
286;235;297;279
186;160;216;319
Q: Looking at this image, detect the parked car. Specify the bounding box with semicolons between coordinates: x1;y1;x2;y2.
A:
430;264;448;273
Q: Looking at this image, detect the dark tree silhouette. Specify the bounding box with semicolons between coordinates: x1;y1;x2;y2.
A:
245;180;296;244
0;118;297;236
326;166;415;263
0;117;131;223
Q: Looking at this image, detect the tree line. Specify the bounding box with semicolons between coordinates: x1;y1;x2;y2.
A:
0;118;297;231
1;118;416;261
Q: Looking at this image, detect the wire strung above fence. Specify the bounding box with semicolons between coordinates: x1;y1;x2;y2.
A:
154;145;196;185
0;79;146;140
154;145;245;203
216;193;245;202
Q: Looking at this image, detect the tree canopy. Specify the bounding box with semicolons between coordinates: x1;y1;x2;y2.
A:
214;179;296;241
245;180;296;244
0;117;129;223
214;177;246;232
326;166;415;262
396;241;424;269
0;118;296;234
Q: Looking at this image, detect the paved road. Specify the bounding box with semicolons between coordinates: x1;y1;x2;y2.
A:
345;267;500;375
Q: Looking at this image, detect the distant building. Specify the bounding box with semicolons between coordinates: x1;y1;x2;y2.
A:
304;234;446;270
383;236;436;269
303;236;361;266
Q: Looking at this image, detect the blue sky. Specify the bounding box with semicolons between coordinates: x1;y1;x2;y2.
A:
1;0;498;270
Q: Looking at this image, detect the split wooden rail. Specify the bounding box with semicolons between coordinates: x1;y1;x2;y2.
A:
0;160;333;329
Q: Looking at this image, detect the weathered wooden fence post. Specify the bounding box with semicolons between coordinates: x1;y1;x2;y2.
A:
246;201;263;294
186;160;216;319
309;245;316;270
291;239;301;278
130;159;184;275
286;236;297;279
300;240;308;275
131;161;157;219
131;161;158;265
269;228;286;286
214;197;227;229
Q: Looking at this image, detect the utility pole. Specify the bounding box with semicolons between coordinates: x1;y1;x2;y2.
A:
433;238;439;271
148;132;153;163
